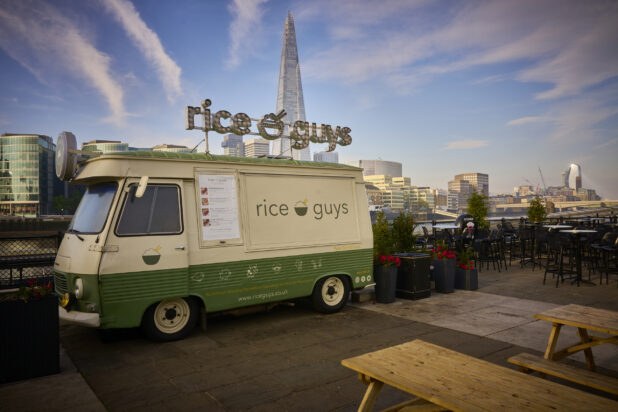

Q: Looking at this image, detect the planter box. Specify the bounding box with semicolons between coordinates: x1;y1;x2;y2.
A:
433;259;455;293
374;264;397;303
455;268;478;290
0;294;60;383
394;253;431;300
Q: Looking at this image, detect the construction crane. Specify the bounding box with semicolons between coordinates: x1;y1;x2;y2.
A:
538;167;548;196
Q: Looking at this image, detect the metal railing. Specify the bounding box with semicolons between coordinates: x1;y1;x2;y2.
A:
0;233;63;289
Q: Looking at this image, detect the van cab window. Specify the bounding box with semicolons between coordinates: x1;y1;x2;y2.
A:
116;184;182;235
70;182;118;233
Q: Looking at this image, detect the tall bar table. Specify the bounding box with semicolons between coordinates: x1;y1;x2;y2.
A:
560;229;597;286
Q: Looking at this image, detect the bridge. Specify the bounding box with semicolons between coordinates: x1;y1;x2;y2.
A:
494;200;618;211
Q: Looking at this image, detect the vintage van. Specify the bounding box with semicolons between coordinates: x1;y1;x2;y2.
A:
54;149;373;341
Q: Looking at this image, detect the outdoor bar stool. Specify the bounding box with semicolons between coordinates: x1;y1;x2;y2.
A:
590;232;618;279
599;237;618;286
543;231;577;287
534;227;550;271
519;224;536;269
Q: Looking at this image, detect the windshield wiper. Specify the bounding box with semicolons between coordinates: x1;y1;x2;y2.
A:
67;228;85;241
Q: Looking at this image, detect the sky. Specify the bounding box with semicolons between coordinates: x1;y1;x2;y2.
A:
1;0;617;198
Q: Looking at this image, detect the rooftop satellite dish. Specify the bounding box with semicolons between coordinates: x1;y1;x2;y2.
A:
55;131;78;181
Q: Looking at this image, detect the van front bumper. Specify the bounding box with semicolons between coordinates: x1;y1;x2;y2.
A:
59;306;101;328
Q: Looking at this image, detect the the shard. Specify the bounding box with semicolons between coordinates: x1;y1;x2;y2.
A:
272;11;311;161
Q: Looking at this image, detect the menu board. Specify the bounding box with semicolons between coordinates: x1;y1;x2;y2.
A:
198;174;240;241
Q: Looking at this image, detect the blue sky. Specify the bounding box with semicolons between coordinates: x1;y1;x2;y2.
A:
1;0;617;198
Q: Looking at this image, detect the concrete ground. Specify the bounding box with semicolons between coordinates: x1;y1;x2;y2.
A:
1;264;617;411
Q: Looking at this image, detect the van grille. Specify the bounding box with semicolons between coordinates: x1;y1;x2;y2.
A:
54;272;68;294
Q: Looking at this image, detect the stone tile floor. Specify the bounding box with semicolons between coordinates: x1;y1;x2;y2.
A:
1;264;617;411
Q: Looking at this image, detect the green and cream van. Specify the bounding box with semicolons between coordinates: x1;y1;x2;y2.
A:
54;148;373;341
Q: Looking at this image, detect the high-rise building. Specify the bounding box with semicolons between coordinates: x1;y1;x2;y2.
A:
364;174;408;210
448;178;475;212
245;139;270;158
221;133;244;157
272;11;310;161
345;160;402;177
0;133;58;216
564;163;582;190
313;151;338;163
152;144;190;153
454;172;489;196
82;140;129;153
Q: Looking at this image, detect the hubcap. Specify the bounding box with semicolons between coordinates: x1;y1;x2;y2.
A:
321;277;344;306
154;298;190;334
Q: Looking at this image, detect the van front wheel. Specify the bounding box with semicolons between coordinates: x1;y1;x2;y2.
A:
141;297;198;342
312;276;349;314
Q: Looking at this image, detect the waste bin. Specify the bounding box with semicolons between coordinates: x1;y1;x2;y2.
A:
394;253;431;300
373;265;397;303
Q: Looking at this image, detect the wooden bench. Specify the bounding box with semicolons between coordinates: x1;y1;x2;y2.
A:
508;352;618;396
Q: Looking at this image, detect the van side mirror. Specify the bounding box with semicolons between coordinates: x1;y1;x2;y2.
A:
135;176;149;198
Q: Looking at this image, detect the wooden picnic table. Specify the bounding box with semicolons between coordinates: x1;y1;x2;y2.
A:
535;304;618;371
341;339;618;412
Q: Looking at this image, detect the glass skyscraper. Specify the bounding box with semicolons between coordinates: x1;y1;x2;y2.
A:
0;133;57;216
272;11;311;161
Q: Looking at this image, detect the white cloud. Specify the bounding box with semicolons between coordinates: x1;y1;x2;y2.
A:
507;116;553;126
101;0;182;103
301;0;618;102
440;139;489;150
226;0;268;69
0;1;126;125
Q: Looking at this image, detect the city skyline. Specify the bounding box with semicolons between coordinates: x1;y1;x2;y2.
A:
0;0;616;197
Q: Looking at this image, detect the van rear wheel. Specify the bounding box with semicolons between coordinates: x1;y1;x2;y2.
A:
141;297;198;342
312;275;349;314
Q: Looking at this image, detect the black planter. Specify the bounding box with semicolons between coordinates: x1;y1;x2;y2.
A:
394;253;431;300
455;268;478;290
0;294;60;383
433;259;455;293
374;264;397;303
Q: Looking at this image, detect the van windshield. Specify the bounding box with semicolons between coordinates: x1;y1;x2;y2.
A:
69;182;118;234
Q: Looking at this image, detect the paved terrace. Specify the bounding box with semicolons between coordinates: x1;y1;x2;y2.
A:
1;264;617;411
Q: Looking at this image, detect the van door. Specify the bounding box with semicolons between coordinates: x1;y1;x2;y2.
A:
98;178;189;328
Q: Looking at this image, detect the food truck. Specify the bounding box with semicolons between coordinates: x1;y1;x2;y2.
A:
53;132;373;341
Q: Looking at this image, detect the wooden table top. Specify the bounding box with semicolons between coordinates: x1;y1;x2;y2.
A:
535;304;618;335
342;339;617;412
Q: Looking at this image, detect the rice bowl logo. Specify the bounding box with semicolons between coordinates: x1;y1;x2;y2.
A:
294;199;308;216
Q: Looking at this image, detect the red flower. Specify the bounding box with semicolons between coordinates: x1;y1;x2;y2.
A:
380;255;386;263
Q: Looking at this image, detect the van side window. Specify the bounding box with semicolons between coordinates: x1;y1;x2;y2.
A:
116;184;182;235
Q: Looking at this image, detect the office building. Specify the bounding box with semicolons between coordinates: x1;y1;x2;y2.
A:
313;151;338;163
272;11;310;161
152;144;190;153
454;172;489;196
564;163;582;190
410;187;435;210
448;178;475;212
364;174;407;210
82;140;129;153
0;133;58;216
245;139;270;158
345;160;402;177
365;184;383;208
221;133;244;157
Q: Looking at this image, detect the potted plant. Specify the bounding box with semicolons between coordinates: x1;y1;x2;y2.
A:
392;211;432;300
455;246;478;290
0;278;60;383
372;211;399;303
431;241;456;293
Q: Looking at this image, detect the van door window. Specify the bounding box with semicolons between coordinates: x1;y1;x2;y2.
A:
116;184;182;236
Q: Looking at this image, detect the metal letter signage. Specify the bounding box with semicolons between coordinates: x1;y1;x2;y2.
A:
185;99;351;152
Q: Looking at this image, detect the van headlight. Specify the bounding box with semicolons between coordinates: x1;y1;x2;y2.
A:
74;278;84;299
